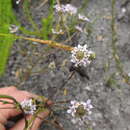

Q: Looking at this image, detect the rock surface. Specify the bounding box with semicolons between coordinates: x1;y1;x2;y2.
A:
0;0;130;130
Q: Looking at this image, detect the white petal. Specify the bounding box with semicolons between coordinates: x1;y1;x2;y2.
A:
70;100;76;105
86;99;91;105
67;109;72;114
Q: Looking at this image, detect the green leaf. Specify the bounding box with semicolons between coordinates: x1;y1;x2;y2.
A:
0;0;18;76
41;0;55;39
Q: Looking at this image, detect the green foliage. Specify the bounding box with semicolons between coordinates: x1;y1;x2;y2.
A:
22;0;55;40
41;13;53;40
23;0;39;32
40;0;55;39
0;0;18;76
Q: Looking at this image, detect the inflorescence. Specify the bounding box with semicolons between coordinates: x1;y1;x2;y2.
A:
54;4;90;21
67;99;93;125
71;44;95;67
20;99;37;115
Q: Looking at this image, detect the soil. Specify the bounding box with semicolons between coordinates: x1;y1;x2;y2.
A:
0;0;130;130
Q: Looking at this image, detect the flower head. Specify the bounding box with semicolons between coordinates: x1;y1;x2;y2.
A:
67;100;93;125
54;4;77;15
67;100;93;117
71;44;95;67
20;99;36;115
64;4;77;15
54;4;66;13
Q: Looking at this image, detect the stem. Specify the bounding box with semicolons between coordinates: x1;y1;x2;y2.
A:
111;0;130;85
22;37;73;51
0;33;73;51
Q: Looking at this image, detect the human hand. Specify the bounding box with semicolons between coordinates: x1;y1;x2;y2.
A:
0;86;52;130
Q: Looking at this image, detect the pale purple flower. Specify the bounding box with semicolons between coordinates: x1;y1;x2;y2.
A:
128;73;130;77
67;100;93;117
54;4;66;13
54;4;77;15
71;44;95;67
64;4;77;15
20;99;36;115
67;100;93;125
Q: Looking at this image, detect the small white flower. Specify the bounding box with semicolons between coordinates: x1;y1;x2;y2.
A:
20;99;36;115
71;44;95;67
78;14;90;22
52;28;63;34
64;4;77;15
54;4;66;13
48;61;56;69
128;73;130;77
67;100;93;125
16;0;21;4
9;25;19;33
67;100;93;117
121;7;126;13
75;25;83;32
54;4;77;15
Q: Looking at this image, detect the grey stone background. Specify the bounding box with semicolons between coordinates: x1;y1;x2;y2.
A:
0;0;130;130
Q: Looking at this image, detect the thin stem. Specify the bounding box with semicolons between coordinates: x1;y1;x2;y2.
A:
0;33;73;51
111;0;130;85
22;37;73;51
0;99;14;104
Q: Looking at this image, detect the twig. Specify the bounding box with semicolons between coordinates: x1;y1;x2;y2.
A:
36;0;48;10
111;0;130;85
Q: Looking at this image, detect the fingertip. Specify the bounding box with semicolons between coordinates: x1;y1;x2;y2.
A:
0;123;5;130
10;111;50;130
31;110;50;130
9;86;17;90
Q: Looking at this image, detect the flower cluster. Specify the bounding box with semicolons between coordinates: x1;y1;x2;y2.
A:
54;4;90;21
71;44;95;67
54;4;77;15
20;99;37;115
67;100;93;125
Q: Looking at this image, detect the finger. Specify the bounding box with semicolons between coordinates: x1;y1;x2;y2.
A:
10;110;50;130
0;87;52;125
0;90;35;124
0;122;5;130
0;86;18;97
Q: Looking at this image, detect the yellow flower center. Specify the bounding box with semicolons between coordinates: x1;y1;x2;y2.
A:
24;106;31;112
76;51;85;60
75;104;86;117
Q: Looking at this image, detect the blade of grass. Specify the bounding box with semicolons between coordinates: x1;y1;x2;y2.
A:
0;0;18;76
41;0;55;39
